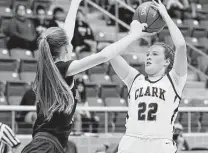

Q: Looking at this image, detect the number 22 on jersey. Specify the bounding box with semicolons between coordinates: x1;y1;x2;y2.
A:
138;102;158;121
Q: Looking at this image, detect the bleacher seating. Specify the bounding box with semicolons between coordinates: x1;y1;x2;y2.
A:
185;81;205;88
100;84;127;106
87;64;107;75
105;98;126;107
201;113;208;132
100;84;120;98
0;0;12;7
200;20;208;32
77;52;93;59
114;112;127;133
19;59;37;82
111;74;124;85
180;112;200;132
198;37;208;53
85;83;99;97
179;99;193;107
17;122;33;134
5;81;29;105
120;85;128;102
185;37;200;48
0;38;6;48
0;58;19;81
0;111;12;126
10;48;33;60
89;73;111;86
121;54;139;65
0;48;10;59
107;64;116;76
87;97;104;107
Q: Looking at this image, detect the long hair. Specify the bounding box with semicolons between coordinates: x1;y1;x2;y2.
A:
153;42;175;74
33;27;74;120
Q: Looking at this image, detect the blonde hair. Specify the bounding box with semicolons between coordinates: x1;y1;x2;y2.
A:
153;42;175;73
33;27;74;120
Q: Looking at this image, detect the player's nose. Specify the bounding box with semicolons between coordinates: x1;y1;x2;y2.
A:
147;57;152;61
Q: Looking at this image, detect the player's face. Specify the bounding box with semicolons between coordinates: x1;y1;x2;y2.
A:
145;45;169;75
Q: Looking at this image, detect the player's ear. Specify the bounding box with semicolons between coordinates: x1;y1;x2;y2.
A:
164;58;170;66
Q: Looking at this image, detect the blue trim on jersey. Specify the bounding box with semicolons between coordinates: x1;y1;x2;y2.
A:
127;73;141;98
167;73;181;100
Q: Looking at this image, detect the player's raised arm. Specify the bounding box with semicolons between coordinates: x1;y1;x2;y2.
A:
152;0;187;76
64;0;82;42
66;21;155;76
110;56;139;89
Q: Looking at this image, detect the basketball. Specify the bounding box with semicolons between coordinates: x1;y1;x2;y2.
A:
132;2;166;33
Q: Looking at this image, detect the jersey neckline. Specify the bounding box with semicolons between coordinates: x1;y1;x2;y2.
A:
145;75;165;83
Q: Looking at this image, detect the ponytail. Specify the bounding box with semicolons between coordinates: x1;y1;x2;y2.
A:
33;38;74;120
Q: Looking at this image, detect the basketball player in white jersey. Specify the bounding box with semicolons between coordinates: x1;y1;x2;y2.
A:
110;0;187;153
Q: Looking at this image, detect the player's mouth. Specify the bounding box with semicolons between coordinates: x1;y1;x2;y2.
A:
146;61;152;66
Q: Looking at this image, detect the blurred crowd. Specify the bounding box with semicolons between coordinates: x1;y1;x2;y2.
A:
2;3;98;54
2;0;208;84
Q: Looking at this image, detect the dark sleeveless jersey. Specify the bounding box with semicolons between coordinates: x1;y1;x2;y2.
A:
32;60;78;148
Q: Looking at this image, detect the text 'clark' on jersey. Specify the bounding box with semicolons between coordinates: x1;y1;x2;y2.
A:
125;70;187;139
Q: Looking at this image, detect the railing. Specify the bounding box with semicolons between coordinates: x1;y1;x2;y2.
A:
85;0;130;30
85;0;208;80
0;105;208;134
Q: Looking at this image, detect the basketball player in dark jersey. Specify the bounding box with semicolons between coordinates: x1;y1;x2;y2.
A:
21;0;154;152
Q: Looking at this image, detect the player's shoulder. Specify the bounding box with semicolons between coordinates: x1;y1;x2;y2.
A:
133;73;145;82
168;69;187;84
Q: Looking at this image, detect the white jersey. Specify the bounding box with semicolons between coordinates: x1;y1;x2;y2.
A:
122;68;187;140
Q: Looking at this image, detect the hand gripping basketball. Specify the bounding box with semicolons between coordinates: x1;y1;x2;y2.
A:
151;0;169;20
133;1;166;33
130;20;147;34
130;20;157;38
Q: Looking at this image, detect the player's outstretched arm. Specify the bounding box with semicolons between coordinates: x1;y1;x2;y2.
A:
66;21;155;76
152;0;187;76
110;56;139;89
64;0;82;42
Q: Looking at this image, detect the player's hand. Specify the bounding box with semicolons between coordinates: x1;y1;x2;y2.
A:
129;20;147;38
129;20;156;38
151;0;169;20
